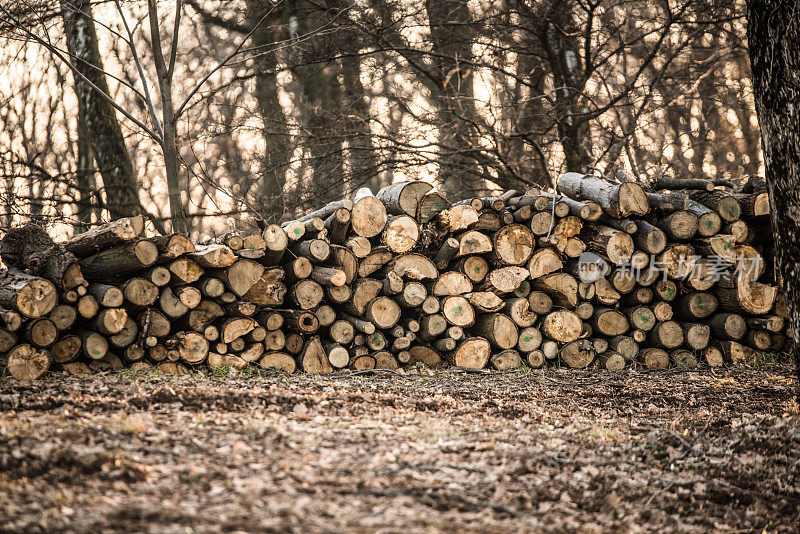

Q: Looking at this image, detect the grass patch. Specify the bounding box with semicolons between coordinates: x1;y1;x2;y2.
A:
749;351;793;366
210;365;232;377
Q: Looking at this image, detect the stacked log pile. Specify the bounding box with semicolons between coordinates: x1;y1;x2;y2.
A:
0;174;789;379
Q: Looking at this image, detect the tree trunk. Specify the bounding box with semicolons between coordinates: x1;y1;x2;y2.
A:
247;0;292;223
341;54;381;193
148;0;188;235
75;104;97;231
425;0;479;198
747;0;800;388
61;0;141;220
541;2;592;172
286;3;345;207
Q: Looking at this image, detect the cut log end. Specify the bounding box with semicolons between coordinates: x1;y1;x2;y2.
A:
7;344;50;380
453;337;491;369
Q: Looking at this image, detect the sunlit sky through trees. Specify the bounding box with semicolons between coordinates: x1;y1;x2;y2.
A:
0;0;762;238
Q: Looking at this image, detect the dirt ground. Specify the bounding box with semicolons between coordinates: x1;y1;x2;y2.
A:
1;365;798;533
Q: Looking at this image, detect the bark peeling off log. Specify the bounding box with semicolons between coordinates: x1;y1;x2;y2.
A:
557;173;649;218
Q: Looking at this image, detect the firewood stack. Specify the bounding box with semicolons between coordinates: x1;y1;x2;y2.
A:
0;173;789;379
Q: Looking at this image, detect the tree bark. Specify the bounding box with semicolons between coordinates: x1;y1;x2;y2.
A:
148;0;189;235
75;102;97;231
425;0;479;198
247;0;292;223
61;0;141;220
747;0;800;389
540;2;592;172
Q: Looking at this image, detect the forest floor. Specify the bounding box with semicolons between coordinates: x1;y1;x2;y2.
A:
0;364;798;533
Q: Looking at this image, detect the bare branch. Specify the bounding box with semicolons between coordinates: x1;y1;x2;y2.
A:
113;0;164;139
0;5;163;144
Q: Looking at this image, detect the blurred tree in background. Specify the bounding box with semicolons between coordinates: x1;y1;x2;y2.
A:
0;0;760;238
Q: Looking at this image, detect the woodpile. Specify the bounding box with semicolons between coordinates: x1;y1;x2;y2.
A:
0;174;789;379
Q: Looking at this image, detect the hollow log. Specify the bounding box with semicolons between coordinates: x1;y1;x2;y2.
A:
0;269;57;318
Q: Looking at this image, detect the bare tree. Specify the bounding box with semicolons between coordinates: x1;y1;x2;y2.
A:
1;0;271;234
146;0;188;233
0;0;764;236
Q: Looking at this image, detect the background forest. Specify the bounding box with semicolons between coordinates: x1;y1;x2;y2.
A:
0;0;760;238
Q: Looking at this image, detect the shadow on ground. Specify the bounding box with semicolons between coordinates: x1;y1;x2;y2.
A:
1;366;798;533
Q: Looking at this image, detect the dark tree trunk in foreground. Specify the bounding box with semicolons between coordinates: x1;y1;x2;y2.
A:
746;0;800;389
